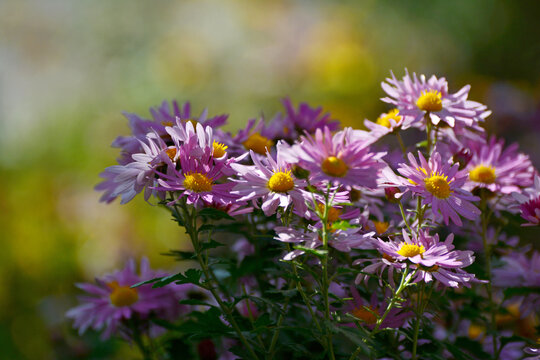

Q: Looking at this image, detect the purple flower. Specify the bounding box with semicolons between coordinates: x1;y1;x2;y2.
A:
280;97;340;140
363;108;407;140
374;230;482;288
230;144;308;216
113;101;228;164
513;175;540;226
464;136;535;194
96;134;166;204
381;70;489;129
379;152;480;226
233;118;280;156
66;258;186;339
493;251;540;317
282;126;386;188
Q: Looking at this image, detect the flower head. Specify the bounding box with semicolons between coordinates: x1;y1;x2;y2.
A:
283;126;385;188
66;258;186;339
280;97;340;140
230;144;308;216
379;152;480;226
375;230;482;288
464;136;534;195
381;70;489;130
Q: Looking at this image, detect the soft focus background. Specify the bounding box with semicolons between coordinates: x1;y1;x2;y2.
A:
2;0;540;358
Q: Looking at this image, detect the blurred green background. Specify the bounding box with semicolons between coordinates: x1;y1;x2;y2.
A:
2;0;540;358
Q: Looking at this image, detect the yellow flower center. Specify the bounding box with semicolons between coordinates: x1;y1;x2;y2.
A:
469;165;496;184
373;221;390;235
242;133;274;155
212;141;228;158
321;156;348;177
351;306;378;325
416;90;443;112
424;174;452;199
468;324;485;340
267;171;295;193
376;109;402;128
108;281;139;307
397;243;425;258
183;172;213;192
161;121;174;127
317;203;342;223
165;147;177;162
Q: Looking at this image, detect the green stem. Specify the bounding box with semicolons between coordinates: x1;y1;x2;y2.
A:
398;201;413;234
396;132;407;157
426;116;432;155
130;318;152;360
321;184;336;360
176;202;260;360
267;287;292;359
411;282;425;360
480;197;498;359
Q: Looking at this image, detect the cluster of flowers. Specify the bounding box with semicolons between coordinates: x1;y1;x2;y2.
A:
69;71;540;360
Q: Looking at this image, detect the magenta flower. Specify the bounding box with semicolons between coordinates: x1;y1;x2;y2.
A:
463;136;534;195
379;152;480;226
374;230;481;288
156;150;236;208
282;126;386;188
381;70;489;129
230;144;308;216
513;175;540;226
364;108;407;140
66;258;186;339
280;97;340;140
113;101;228;165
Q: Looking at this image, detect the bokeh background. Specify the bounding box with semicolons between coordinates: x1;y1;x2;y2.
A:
2;0;540;358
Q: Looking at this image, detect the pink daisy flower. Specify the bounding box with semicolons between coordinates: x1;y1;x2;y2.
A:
363;108;408;140
379;152;480;226
381;70;489;129
282;126;386;188
66;258;186;339
464;136;535;195
375;230;481;288
96;134;167;204
230;144;308;216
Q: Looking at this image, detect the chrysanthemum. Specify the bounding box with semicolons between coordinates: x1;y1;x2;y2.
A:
156;150;236;208
464;136;534;194
66;258;186;339
274;225;375;260
492;251;540;317
233;118;280;156
379;151;480;226
513;175;540;226
364;108;407;140
282;126;386;188
230;144;308;216
381;70;489;129
96;134;167;204
113;101;228;165
375;230;481;288
280;97;340;140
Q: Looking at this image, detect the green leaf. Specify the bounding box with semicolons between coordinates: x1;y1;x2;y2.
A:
293;245;327;259
197;207;235;220
178;299;213;306
416;140;428;148
132;269;203;289
200;239;224;251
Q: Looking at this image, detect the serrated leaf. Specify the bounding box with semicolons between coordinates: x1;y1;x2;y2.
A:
133;269;203;289
197;207;235;220
200;239;224;251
